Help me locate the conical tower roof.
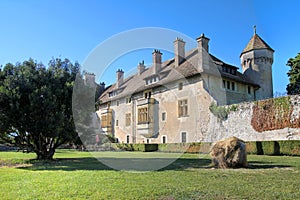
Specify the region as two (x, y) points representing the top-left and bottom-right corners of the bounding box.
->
(241, 32), (274, 56)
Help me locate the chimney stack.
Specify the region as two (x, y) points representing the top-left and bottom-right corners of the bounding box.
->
(174, 37), (185, 67)
(196, 33), (210, 72)
(116, 69), (124, 88)
(99, 82), (105, 94)
(196, 33), (209, 53)
(152, 49), (162, 74)
(138, 60), (146, 75)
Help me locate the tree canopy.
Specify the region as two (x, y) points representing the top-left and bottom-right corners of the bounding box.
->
(287, 53), (300, 95)
(0, 58), (81, 159)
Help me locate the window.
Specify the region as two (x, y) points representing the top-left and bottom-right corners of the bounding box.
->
(222, 66), (226, 72)
(232, 69), (237, 75)
(181, 132), (187, 143)
(231, 82), (235, 91)
(178, 82), (183, 90)
(126, 97), (131, 104)
(101, 115), (108, 128)
(178, 99), (188, 117)
(116, 101), (119, 106)
(138, 107), (148, 123)
(227, 81), (230, 90)
(144, 91), (152, 99)
(116, 120), (118, 126)
(125, 113), (131, 126)
(162, 112), (166, 121)
(146, 139), (149, 144)
(126, 135), (130, 144)
(162, 136), (166, 144)
(222, 80), (226, 88)
(248, 86), (251, 94)
(145, 76), (159, 85)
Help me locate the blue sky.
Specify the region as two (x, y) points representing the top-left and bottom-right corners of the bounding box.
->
(0, 0), (299, 94)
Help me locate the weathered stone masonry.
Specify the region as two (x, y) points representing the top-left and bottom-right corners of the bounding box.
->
(206, 95), (300, 142)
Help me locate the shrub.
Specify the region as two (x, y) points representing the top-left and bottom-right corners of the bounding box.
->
(246, 140), (300, 156)
(116, 144), (158, 152)
(209, 103), (228, 121)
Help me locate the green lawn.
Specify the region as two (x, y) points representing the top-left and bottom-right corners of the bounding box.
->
(0, 150), (299, 200)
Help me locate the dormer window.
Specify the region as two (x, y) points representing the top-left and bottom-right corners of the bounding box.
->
(145, 75), (159, 85)
(109, 91), (116, 97)
(109, 88), (123, 98)
(222, 66), (237, 75)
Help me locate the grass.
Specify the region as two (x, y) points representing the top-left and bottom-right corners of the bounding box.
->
(0, 150), (300, 199)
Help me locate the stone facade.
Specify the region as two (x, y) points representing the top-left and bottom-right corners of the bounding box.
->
(206, 95), (300, 142)
(97, 31), (279, 144)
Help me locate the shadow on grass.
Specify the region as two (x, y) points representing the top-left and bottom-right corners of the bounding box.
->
(247, 161), (292, 169)
(16, 155), (293, 171)
(17, 157), (212, 171)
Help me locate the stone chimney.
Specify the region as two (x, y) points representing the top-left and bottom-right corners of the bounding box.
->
(99, 82), (105, 94)
(174, 37), (185, 67)
(138, 60), (146, 75)
(116, 69), (124, 88)
(196, 33), (210, 52)
(152, 49), (162, 74)
(196, 33), (210, 72)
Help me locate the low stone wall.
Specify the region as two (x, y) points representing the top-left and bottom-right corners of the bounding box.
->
(206, 95), (300, 142)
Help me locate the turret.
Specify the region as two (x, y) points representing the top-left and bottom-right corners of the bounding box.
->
(240, 27), (274, 100)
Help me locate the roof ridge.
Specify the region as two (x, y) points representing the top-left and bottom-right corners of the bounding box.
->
(241, 33), (274, 56)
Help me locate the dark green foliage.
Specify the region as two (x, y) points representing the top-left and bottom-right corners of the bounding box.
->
(116, 141), (300, 155)
(287, 53), (300, 95)
(209, 103), (228, 121)
(278, 140), (300, 155)
(157, 142), (209, 153)
(0, 58), (80, 159)
(116, 144), (158, 152)
(246, 141), (300, 156)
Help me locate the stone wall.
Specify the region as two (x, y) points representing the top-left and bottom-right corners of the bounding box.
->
(205, 95), (300, 142)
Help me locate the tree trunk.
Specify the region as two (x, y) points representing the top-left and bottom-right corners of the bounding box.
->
(256, 142), (264, 155)
(35, 148), (55, 160)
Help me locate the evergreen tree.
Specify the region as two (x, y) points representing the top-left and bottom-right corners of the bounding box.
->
(0, 58), (81, 159)
(287, 53), (300, 95)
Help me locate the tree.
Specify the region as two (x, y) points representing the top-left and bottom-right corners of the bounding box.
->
(287, 53), (300, 95)
(0, 58), (80, 159)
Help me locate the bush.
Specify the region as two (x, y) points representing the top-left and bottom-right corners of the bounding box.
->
(158, 142), (211, 154)
(115, 141), (300, 155)
(246, 141), (300, 156)
(116, 144), (158, 152)
(278, 141), (300, 155)
(209, 103), (228, 121)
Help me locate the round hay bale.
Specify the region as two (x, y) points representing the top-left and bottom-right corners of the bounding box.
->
(210, 136), (248, 168)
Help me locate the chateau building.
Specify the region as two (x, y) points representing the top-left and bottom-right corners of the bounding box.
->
(97, 30), (274, 144)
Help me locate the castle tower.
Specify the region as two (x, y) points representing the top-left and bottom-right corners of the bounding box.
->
(240, 27), (274, 100)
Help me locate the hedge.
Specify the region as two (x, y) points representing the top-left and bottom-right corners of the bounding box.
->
(158, 142), (211, 154)
(115, 141), (300, 156)
(116, 143), (158, 152)
(245, 141), (300, 156)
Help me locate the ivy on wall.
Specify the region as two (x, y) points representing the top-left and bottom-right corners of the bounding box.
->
(251, 96), (300, 132)
(209, 102), (238, 122)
